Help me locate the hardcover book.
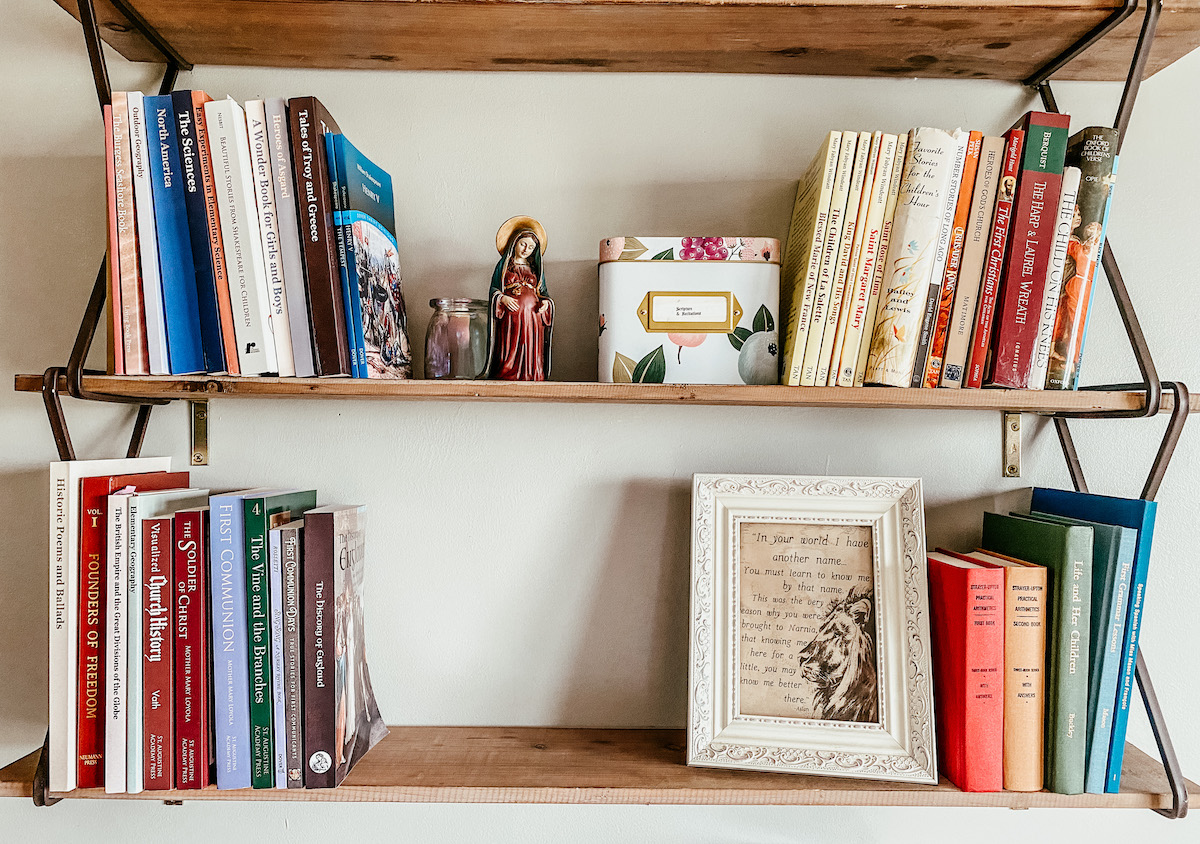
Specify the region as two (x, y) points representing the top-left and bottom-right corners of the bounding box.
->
(48, 456), (169, 793)
(926, 552), (1004, 792)
(327, 133), (413, 379)
(111, 92), (149, 375)
(965, 128), (1025, 388)
(1028, 166), (1081, 390)
(203, 98), (278, 375)
(144, 93), (206, 375)
(141, 516), (174, 790)
(128, 92), (170, 375)
(303, 505), (388, 788)
(780, 131), (842, 385)
(1029, 487), (1156, 793)
(287, 96), (353, 377)
(104, 104), (121, 375)
(981, 511), (1092, 794)
(958, 549), (1048, 792)
(171, 90), (227, 374)
(268, 523), (289, 788)
(863, 127), (966, 386)
(244, 490), (318, 787)
(174, 507), (211, 789)
(941, 136), (1004, 388)
(985, 111), (1071, 388)
(277, 519), (306, 788)
(1045, 127), (1119, 390)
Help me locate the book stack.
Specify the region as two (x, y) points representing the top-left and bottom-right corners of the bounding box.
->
(926, 487), (1155, 795)
(779, 116), (1118, 390)
(48, 458), (387, 794)
(102, 92), (413, 380)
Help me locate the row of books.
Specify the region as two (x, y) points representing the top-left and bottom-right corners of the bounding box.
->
(102, 91), (413, 379)
(928, 487), (1156, 794)
(780, 112), (1117, 391)
(48, 457), (387, 793)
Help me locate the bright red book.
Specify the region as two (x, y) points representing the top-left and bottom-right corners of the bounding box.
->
(965, 128), (1024, 389)
(986, 110), (1072, 388)
(142, 516), (174, 790)
(174, 508), (210, 789)
(927, 552), (1004, 792)
(75, 470), (189, 788)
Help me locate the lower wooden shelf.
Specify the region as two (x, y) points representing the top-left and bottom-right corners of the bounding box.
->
(1, 728), (1195, 806)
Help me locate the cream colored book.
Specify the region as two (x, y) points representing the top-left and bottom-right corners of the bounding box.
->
(822, 131), (876, 386)
(800, 131), (858, 386)
(779, 132), (843, 386)
(941, 135), (1005, 388)
(835, 132), (897, 386)
(862, 127), (966, 386)
(854, 133), (909, 386)
(1028, 166), (1082, 390)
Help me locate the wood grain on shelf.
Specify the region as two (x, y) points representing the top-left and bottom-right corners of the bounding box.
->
(2, 729), (1195, 805)
(0, 751), (35, 799)
(48, 0), (1200, 81)
(12, 373), (1193, 412)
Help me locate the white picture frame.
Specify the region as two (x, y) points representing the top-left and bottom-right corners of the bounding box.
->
(688, 474), (936, 784)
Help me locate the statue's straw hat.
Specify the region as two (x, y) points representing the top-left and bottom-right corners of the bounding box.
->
(495, 216), (548, 255)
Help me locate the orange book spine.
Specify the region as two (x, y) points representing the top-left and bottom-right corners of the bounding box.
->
(1001, 564), (1048, 791)
(923, 131), (982, 387)
(104, 104), (122, 374)
(193, 90), (240, 374)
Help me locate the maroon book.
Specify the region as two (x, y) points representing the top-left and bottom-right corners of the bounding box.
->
(75, 470), (188, 788)
(143, 516), (174, 790)
(174, 508), (210, 789)
(288, 96), (352, 377)
(986, 111), (1072, 388)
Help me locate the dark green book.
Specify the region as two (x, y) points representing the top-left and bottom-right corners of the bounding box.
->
(981, 511), (1092, 795)
(244, 489), (318, 788)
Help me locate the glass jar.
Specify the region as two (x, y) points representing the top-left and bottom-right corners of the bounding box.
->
(425, 298), (489, 379)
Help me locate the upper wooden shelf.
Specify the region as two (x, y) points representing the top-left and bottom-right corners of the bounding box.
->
(13, 373), (1197, 413)
(1, 728), (1196, 805)
(53, 0), (1200, 81)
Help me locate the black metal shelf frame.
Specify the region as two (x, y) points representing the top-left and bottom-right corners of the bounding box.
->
(25, 0), (1190, 817)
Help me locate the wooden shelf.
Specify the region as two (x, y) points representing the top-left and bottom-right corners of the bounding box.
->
(14, 373), (1197, 413)
(2, 728), (1196, 805)
(52, 0), (1200, 81)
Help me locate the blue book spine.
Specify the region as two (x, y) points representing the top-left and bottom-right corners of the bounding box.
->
(144, 94), (205, 374)
(1029, 487), (1157, 793)
(325, 133), (365, 377)
(171, 91), (226, 373)
(208, 494), (254, 789)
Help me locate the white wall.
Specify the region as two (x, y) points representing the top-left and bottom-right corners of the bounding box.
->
(2, 1), (1197, 839)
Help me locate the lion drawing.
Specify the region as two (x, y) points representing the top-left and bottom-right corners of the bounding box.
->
(795, 585), (879, 723)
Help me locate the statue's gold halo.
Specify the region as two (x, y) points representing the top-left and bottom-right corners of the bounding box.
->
(495, 216), (548, 256)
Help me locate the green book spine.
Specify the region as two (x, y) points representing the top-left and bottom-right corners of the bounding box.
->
(244, 490), (318, 788)
(981, 512), (1092, 794)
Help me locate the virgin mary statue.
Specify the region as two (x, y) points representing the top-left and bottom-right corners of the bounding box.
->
(486, 216), (553, 380)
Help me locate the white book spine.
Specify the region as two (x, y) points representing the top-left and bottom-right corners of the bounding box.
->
(1029, 166), (1082, 390)
(269, 531), (288, 788)
(125, 497), (145, 794)
(47, 464), (74, 793)
(801, 131), (858, 386)
(863, 128), (966, 386)
(780, 131), (841, 386)
(247, 99), (296, 376)
(265, 97), (317, 378)
(837, 133), (899, 387)
(204, 98), (278, 375)
(104, 493), (130, 793)
(128, 92), (169, 375)
(941, 136), (1005, 388)
(855, 134), (909, 386)
(826, 131), (879, 385)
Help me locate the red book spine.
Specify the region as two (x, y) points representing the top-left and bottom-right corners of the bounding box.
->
(928, 557), (1004, 792)
(76, 478), (110, 788)
(986, 111), (1072, 388)
(174, 510), (210, 789)
(965, 129), (1024, 388)
(143, 516), (174, 790)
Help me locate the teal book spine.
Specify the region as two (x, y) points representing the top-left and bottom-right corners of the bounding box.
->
(981, 512), (1092, 794)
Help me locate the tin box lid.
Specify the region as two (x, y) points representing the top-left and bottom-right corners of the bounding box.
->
(599, 237), (780, 264)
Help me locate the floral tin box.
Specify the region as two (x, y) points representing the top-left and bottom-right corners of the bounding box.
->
(598, 237), (780, 385)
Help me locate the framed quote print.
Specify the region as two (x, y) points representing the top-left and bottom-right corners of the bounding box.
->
(687, 474), (937, 784)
